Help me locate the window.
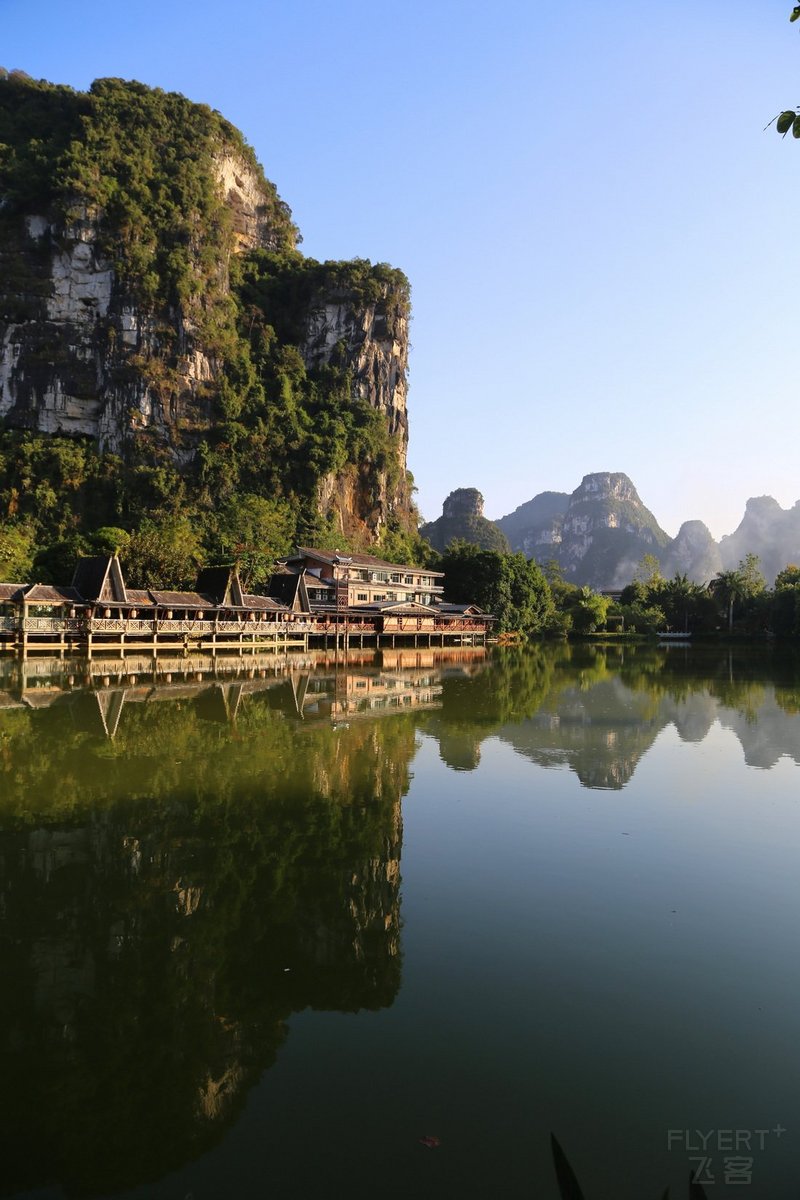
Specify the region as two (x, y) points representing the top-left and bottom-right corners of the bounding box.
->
(374, 593), (385, 602)
(391, 573), (401, 583)
(404, 575), (414, 584)
(356, 593), (368, 601)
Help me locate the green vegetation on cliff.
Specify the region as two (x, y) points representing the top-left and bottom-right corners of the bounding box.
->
(420, 487), (510, 554)
(1, 74), (298, 336)
(0, 75), (416, 586)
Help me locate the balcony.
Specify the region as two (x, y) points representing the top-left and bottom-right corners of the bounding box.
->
(23, 617), (86, 633)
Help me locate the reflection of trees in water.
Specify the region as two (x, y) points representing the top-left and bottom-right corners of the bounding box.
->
(425, 646), (561, 771)
(1, 647), (800, 1191)
(0, 698), (412, 1196)
(426, 643), (800, 789)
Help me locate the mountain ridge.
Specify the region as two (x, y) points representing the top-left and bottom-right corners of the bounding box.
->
(432, 472), (800, 588)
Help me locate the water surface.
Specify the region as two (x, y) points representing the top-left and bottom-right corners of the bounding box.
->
(1, 644), (799, 1198)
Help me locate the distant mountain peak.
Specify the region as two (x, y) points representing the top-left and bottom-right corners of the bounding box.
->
(744, 495), (782, 515)
(489, 475), (800, 587)
(573, 471), (640, 502)
(495, 471), (668, 587)
(421, 488), (510, 554)
(442, 488), (485, 521)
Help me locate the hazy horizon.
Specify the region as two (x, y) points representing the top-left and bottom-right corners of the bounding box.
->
(480, 472), (800, 545)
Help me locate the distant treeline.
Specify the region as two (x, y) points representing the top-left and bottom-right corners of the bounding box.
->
(437, 544), (800, 639)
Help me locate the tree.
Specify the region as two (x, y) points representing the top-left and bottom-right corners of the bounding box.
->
(775, 563), (800, 589)
(619, 599), (666, 635)
(441, 545), (554, 635)
(122, 518), (204, 590)
(0, 521), (36, 581)
(566, 586), (610, 634)
(32, 534), (92, 585)
(711, 569), (746, 633)
(661, 573), (698, 632)
(633, 553), (664, 589)
(738, 552), (766, 596)
(772, 565), (800, 637)
(772, 8), (800, 136)
(89, 527), (131, 556)
(619, 578), (650, 607)
(208, 494), (295, 589)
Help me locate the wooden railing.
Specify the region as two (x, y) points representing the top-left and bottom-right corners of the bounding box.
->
(153, 619), (210, 633)
(23, 617), (85, 633)
(90, 618), (154, 634)
(7, 612), (489, 640)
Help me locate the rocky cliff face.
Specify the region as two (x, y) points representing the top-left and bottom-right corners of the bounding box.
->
(495, 491), (570, 556)
(661, 519), (722, 583)
(496, 472), (669, 588)
(0, 75), (412, 551)
(301, 293), (410, 539)
(301, 298), (408, 446)
(718, 496), (800, 584)
(0, 152), (272, 459)
(420, 487), (510, 553)
(496, 475), (800, 587)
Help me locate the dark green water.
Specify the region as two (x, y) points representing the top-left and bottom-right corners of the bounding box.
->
(1, 643), (799, 1199)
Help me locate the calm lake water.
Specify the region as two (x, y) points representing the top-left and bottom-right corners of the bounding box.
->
(1, 643), (800, 1199)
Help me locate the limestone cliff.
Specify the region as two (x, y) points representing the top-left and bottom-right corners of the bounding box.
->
(719, 496), (800, 585)
(495, 490), (569, 557)
(661, 519), (722, 584)
(299, 283), (411, 540)
(420, 487), (510, 553)
(496, 475), (800, 588)
(497, 473), (669, 588)
(0, 74), (412, 556)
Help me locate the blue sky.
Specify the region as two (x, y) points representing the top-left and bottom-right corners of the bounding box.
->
(4, 0), (799, 538)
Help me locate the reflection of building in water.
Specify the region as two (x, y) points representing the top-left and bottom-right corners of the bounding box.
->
(300, 667), (442, 722)
(0, 648), (490, 741)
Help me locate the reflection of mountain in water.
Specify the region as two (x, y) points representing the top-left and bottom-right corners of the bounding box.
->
(490, 650), (800, 788)
(0, 664), (418, 1196)
(497, 677), (666, 790)
(414, 644), (800, 791)
(716, 691), (800, 769)
(1, 645), (800, 1192)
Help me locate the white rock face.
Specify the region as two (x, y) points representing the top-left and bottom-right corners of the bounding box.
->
(302, 300), (408, 445)
(0, 328), (22, 417)
(47, 240), (113, 323)
(0, 164), (251, 454)
(120, 308), (138, 347)
(25, 214), (49, 240)
(213, 150), (281, 251)
(35, 380), (102, 438)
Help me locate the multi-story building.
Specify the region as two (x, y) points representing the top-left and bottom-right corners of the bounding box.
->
(275, 548), (445, 611)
